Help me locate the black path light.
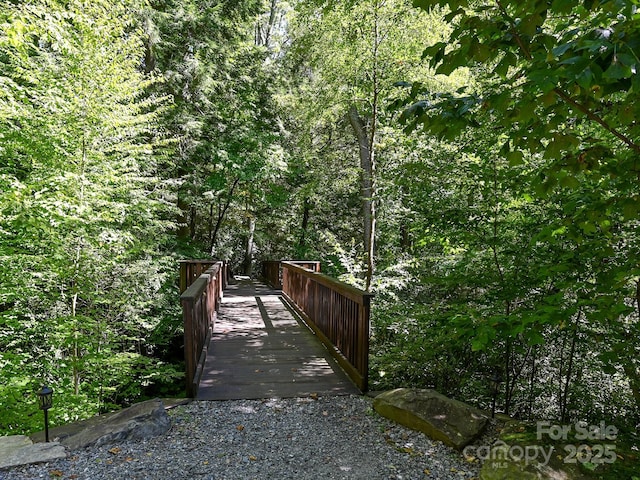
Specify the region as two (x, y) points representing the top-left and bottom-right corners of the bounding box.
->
(37, 386), (53, 442)
(489, 370), (503, 418)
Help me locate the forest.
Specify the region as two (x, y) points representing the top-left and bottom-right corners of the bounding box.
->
(1, 0), (639, 450)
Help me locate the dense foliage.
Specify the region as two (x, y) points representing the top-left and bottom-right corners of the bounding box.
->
(1, 0), (638, 445)
(279, 0), (640, 432)
(0, 0), (275, 434)
(0, 0), (185, 433)
(393, 0), (640, 424)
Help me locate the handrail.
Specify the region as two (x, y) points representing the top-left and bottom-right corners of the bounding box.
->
(179, 259), (228, 293)
(262, 260), (282, 289)
(180, 261), (224, 397)
(262, 260), (321, 289)
(280, 261), (373, 391)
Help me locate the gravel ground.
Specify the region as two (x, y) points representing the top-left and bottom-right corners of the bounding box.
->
(1, 395), (481, 480)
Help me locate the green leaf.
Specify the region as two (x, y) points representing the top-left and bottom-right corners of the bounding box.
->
(507, 150), (524, 166)
(470, 41), (492, 62)
(422, 42), (447, 63)
(444, 8), (465, 22)
(471, 336), (487, 351)
(552, 42), (574, 57)
(412, 0), (440, 9)
(544, 141), (562, 160)
(603, 62), (632, 80)
(526, 331), (545, 345)
(436, 49), (468, 75)
(622, 199), (640, 220)
(559, 175), (579, 189)
(576, 67), (593, 89)
(520, 14), (543, 37)
(551, 0), (575, 13)
(580, 221), (597, 234)
(558, 56), (589, 67)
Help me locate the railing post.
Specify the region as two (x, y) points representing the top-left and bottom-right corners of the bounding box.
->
(222, 261), (228, 290)
(182, 296), (196, 397)
(179, 259), (224, 293)
(359, 294), (371, 392)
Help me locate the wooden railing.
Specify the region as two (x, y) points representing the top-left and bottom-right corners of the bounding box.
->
(262, 260), (282, 288)
(280, 262), (373, 391)
(180, 261), (225, 397)
(179, 259), (228, 294)
(262, 260), (321, 289)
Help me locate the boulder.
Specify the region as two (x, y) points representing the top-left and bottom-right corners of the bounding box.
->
(373, 388), (489, 450)
(31, 398), (171, 450)
(0, 435), (66, 470)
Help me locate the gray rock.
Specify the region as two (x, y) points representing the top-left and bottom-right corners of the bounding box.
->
(0, 435), (66, 470)
(31, 398), (171, 450)
(373, 388), (489, 450)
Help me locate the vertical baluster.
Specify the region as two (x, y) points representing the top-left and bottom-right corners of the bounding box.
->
(270, 261), (371, 392)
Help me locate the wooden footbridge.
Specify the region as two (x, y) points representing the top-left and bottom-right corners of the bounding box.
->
(179, 260), (373, 399)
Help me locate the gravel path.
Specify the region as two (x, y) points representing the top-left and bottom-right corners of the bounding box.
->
(2, 395), (480, 480)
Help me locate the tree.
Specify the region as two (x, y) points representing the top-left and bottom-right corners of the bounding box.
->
(0, 0), (176, 433)
(287, 0), (456, 288)
(144, 0), (286, 265)
(402, 0), (640, 414)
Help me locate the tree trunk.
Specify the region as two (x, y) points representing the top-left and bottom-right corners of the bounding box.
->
(208, 177), (239, 255)
(347, 105), (376, 290)
(528, 345), (537, 418)
(400, 221), (410, 251)
(177, 190), (191, 243)
(244, 215), (256, 276)
(623, 363), (640, 412)
(624, 280), (640, 412)
(256, 0), (278, 48)
(189, 204), (197, 240)
(143, 36), (155, 73)
(503, 339), (511, 415)
(264, 0), (278, 48)
(345, 2), (381, 291)
(560, 318), (579, 423)
(297, 197), (311, 252)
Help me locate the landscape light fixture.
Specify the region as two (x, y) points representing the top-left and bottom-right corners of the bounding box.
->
(37, 386), (53, 442)
(489, 371), (502, 418)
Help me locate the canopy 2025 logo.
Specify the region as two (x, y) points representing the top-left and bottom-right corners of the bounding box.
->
(537, 420), (618, 465)
(462, 420), (618, 468)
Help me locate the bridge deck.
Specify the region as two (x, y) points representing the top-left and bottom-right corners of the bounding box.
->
(196, 279), (359, 400)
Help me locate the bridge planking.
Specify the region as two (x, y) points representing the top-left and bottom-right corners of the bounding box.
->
(196, 279), (359, 400)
